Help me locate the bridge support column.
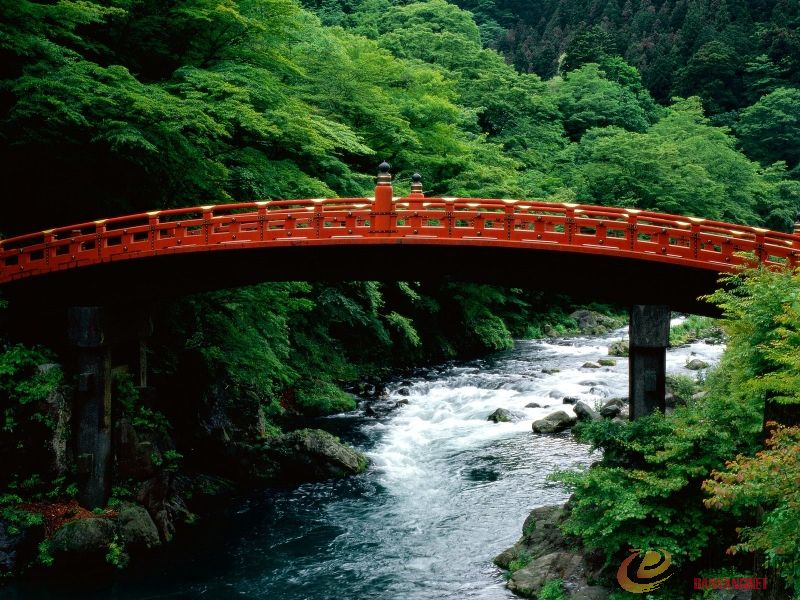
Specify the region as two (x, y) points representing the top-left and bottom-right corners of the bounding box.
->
(68, 307), (112, 509)
(67, 305), (153, 508)
(628, 305), (670, 420)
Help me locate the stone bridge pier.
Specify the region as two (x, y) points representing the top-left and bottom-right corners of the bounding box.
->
(628, 305), (670, 419)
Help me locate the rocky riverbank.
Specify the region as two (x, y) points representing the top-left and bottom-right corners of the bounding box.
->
(494, 504), (610, 599)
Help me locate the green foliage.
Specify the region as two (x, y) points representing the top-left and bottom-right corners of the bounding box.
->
(736, 87), (800, 170)
(113, 372), (169, 433)
(0, 344), (61, 423)
(539, 579), (566, 600)
(105, 536), (129, 569)
(294, 380), (357, 415)
(704, 424), (800, 592)
(37, 541), (53, 567)
(554, 63), (655, 140)
(669, 316), (721, 347)
(507, 550), (532, 573)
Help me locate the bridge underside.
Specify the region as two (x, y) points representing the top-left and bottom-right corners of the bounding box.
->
(2, 242), (722, 315)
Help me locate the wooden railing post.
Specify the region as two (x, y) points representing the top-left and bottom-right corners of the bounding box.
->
(370, 161), (395, 235)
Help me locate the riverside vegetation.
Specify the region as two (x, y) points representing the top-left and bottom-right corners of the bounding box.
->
(0, 0), (799, 594)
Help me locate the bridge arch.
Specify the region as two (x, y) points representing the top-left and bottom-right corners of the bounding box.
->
(1, 165), (798, 312)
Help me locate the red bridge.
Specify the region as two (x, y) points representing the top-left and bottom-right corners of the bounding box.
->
(2, 164), (797, 313)
(4, 163), (798, 508)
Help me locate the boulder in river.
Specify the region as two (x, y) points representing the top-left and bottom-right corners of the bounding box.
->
(396, 387), (411, 396)
(525, 402), (541, 409)
(597, 359), (616, 367)
(263, 429), (368, 482)
(532, 411), (576, 433)
(541, 368), (560, 375)
(581, 362), (601, 369)
(487, 408), (513, 423)
(685, 358), (709, 370)
(574, 401), (600, 422)
(562, 396), (579, 405)
(599, 398), (625, 419)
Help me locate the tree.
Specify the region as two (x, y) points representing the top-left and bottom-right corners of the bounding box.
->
(736, 87), (800, 169)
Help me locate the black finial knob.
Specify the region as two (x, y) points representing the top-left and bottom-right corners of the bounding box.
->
(410, 172), (423, 195)
(376, 161), (392, 186)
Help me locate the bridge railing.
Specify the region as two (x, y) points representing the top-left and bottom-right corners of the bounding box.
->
(2, 169), (799, 285)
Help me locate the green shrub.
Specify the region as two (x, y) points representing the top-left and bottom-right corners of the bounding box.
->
(294, 380), (356, 415)
(539, 579), (565, 600)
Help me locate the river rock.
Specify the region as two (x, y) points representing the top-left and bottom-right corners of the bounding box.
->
(608, 340), (629, 357)
(263, 429), (368, 482)
(116, 502), (160, 551)
(599, 399), (624, 419)
(562, 396), (579, 405)
(532, 411), (576, 433)
(395, 399), (410, 407)
(685, 359), (709, 370)
(581, 362), (601, 369)
(487, 408), (513, 423)
(574, 401), (599, 422)
(597, 359), (616, 367)
(525, 402), (541, 408)
(508, 552), (607, 599)
(396, 387), (411, 396)
(541, 368), (560, 374)
(494, 505), (569, 569)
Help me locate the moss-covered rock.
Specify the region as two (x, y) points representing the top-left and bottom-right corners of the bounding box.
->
(263, 429), (368, 482)
(50, 517), (115, 558)
(608, 340), (629, 357)
(116, 502), (160, 551)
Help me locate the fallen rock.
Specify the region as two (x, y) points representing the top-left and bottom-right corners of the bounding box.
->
(685, 359), (709, 370)
(574, 401), (600, 422)
(487, 408), (513, 423)
(597, 359), (616, 367)
(263, 428), (368, 482)
(582, 362), (601, 369)
(608, 340), (629, 357)
(532, 411), (576, 433)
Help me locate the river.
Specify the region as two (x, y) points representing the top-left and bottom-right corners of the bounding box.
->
(9, 324), (723, 599)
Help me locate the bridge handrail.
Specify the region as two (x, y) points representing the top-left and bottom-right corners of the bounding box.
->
(2, 195), (799, 285)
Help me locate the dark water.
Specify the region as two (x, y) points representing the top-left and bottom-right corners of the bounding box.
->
(7, 326), (722, 599)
